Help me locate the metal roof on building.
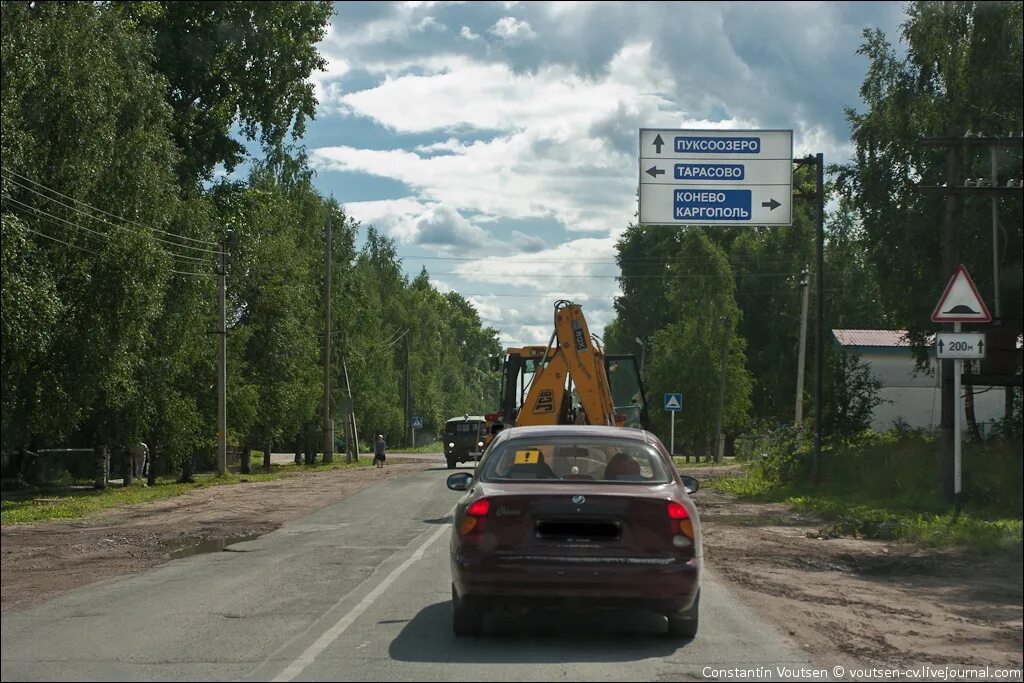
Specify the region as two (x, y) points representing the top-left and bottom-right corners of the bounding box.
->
(832, 329), (914, 347)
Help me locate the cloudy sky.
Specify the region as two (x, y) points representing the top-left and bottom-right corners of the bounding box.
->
(303, 0), (908, 345)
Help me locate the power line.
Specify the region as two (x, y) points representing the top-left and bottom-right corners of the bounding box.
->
(2, 172), (221, 257)
(15, 223), (103, 256)
(0, 167), (219, 247)
(7, 202), (216, 278)
(424, 270), (813, 280)
(398, 254), (813, 266)
(4, 196), (212, 265)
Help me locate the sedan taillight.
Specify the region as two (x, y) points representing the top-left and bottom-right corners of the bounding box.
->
(667, 501), (695, 541)
(460, 498), (490, 537)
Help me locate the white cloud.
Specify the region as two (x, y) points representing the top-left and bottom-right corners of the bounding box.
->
(416, 16), (445, 32)
(343, 198), (490, 253)
(407, 204), (490, 249)
(510, 230), (547, 253)
(314, 43), (696, 233)
(459, 26), (480, 41)
(489, 16), (536, 41)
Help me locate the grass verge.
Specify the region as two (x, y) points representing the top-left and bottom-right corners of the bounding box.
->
(1, 457), (373, 525)
(708, 471), (1022, 552)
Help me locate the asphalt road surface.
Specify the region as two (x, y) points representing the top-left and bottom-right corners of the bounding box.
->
(2, 466), (819, 682)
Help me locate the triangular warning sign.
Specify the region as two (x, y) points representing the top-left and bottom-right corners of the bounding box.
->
(664, 394), (681, 410)
(931, 265), (991, 323)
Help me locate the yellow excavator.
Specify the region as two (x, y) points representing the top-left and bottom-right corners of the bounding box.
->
(485, 300), (650, 437)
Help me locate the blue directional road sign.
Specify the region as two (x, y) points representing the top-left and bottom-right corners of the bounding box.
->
(664, 393), (683, 412)
(638, 128), (793, 227)
(412, 416), (423, 429)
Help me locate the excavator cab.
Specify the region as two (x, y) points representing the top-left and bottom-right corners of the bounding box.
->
(604, 354), (651, 430)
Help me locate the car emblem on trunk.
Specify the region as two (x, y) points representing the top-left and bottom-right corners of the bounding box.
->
(572, 495), (586, 505)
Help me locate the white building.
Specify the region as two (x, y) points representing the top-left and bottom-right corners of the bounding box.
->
(831, 329), (1007, 434)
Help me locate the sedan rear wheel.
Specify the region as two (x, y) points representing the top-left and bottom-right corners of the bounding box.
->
(452, 584), (483, 637)
(666, 589), (699, 639)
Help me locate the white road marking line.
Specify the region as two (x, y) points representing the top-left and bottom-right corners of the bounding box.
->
(271, 516), (452, 682)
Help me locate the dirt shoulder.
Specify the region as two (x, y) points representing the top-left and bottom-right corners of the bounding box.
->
(685, 465), (1023, 671)
(0, 460), (432, 613)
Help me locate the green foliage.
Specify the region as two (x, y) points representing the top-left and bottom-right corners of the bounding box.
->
(827, 349), (886, 437)
(838, 1), (1024, 359)
(0, 1), (500, 482)
(612, 226), (752, 453)
(117, 0), (334, 183)
(710, 431), (1022, 550)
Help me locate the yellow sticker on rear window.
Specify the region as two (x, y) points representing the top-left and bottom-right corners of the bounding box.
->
(514, 449), (541, 464)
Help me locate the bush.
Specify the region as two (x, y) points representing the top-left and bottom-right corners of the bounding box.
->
(739, 427), (1022, 519)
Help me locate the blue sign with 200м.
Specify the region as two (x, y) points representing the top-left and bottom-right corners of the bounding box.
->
(674, 189), (751, 221)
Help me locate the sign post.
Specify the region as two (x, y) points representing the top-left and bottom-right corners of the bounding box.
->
(664, 393), (682, 456)
(931, 265), (991, 512)
(411, 416), (423, 448)
(638, 129), (793, 227)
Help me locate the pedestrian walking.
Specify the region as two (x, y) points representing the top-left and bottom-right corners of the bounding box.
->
(373, 434), (386, 469)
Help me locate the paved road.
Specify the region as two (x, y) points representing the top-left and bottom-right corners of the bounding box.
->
(2, 466), (818, 682)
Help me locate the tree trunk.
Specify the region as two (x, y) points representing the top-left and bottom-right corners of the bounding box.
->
(93, 443), (109, 490)
(240, 443), (252, 475)
(963, 361), (983, 442)
(147, 442), (158, 486)
(294, 436), (302, 465)
(123, 447), (133, 487)
(263, 441), (272, 470)
(179, 452), (195, 483)
(304, 428), (316, 466)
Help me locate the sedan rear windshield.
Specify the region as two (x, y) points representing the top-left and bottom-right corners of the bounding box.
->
(480, 437), (671, 484)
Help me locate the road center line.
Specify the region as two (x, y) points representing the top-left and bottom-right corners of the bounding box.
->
(271, 513), (452, 682)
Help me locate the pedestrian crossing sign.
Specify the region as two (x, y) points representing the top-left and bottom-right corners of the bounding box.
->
(664, 393), (682, 412)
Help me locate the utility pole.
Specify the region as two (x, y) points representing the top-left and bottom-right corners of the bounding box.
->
(795, 265), (810, 428)
(939, 131), (963, 501)
(713, 316), (731, 464)
(342, 356), (358, 463)
(919, 134), (1024, 437)
(812, 152), (824, 482)
(404, 332), (412, 447)
(322, 216), (334, 464)
(793, 154), (826, 481)
(216, 232), (229, 476)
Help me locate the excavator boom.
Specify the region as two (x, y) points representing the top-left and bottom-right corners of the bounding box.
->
(490, 301), (648, 432)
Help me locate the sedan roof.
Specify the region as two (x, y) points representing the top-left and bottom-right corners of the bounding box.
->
(497, 425), (655, 443)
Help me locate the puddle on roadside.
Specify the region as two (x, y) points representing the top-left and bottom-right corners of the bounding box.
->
(170, 534), (262, 560)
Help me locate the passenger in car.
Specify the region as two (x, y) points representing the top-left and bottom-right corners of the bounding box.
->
(604, 452), (641, 480)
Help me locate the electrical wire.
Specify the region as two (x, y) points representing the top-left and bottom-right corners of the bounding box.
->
(424, 270), (815, 280)
(0, 167), (219, 247)
(6, 201), (216, 277)
(397, 253), (815, 265)
(15, 223), (103, 256)
(2, 172), (221, 256)
(4, 196), (213, 264)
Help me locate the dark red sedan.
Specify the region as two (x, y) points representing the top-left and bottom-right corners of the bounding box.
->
(446, 425), (702, 639)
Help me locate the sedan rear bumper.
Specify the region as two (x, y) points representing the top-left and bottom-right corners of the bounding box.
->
(452, 553), (701, 612)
